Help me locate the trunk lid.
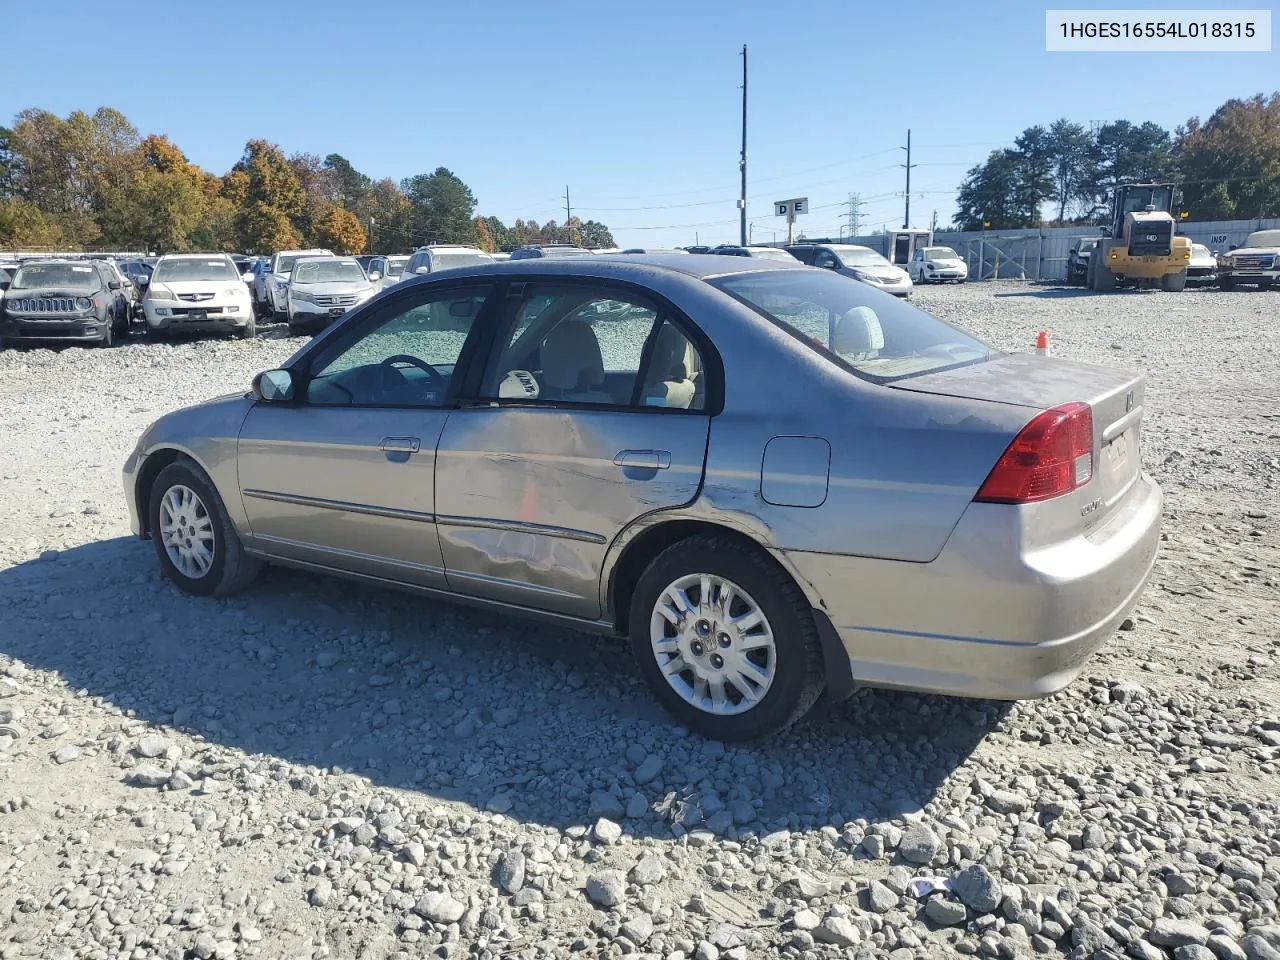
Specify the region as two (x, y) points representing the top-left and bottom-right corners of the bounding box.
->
(893, 352), (1145, 526)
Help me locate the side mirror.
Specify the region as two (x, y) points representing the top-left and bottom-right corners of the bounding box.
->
(821, 261), (837, 270)
(0, 281), (9, 291)
(137, 277), (150, 288)
(108, 280), (122, 290)
(368, 271), (381, 281)
(414, 265), (430, 274)
(252, 369), (296, 403)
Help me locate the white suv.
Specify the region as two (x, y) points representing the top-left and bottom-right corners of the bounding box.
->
(403, 245), (494, 278)
(142, 254), (255, 339)
(261, 248), (334, 320)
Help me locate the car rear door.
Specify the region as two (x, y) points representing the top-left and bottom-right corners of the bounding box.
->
(434, 281), (713, 620)
(236, 281), (495, 587)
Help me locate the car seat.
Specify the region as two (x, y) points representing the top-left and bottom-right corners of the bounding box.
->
(831, 305), (884, 360)
(643, 323), (698, 409)
(540, 320), (614, 403)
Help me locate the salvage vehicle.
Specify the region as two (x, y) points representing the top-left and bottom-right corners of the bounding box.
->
(907, 246), (968, 284)
(0, 259), (131, 347)
(506, 245), (590, 260)
(123, 256), (1162, 740)
(1217, 229), (1280, 290)
(285, 256), (377, 334)
(786, 243), (914, 298)
(710, 246), (799, 263)
(1087, 183), (1191, 291)
(142, 254), (256, 339)
(1186, 244), (1219, 287)
(261, 248), (334, 320)
(367, 254), (411, 290)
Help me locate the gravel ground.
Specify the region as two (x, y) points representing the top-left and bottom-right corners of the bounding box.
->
(1, 286), (1277, 960)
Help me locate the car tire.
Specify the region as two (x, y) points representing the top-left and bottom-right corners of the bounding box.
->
(1219, 275), (1235, 291)
(1161, 271), (1187, 292)
(98, 321), (115, 348)
(628, 534), (824, 741)
(239, 318), (256, 339)
(148, 460), (262, 598)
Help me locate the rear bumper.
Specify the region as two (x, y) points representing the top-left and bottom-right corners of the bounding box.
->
(786, 472), (1163, 700)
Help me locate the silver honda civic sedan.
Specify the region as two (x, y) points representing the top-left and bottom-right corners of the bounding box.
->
(122, 255), (1162, 740)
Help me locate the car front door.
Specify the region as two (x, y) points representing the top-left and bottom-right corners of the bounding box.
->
(434, 281), (713, 620)
(236, 281), (495, 587)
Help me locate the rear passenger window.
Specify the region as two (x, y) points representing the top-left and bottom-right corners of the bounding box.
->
(482, 287), (705, 410)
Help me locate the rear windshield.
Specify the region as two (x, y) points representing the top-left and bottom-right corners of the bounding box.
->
(293, 260), (366, 283)
(10, 263), (100, 290)
(152, 258), (239, 283)
(711, 269), (992, 384)
(431, 252), (495, 270)
(747, 247), (797, 261)
(385, 256), (409, 277)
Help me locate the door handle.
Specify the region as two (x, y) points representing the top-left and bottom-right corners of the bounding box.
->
(380, 436), (421, 461)
(614, 449), (671, 470)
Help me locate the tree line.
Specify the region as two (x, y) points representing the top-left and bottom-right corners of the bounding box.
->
(0, 107), (616, 254)
(953, 92), (1280, 230)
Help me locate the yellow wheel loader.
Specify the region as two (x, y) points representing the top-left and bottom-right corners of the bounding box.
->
(1087, 184), (1191, 292)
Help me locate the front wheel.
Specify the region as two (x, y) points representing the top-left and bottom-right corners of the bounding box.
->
(1219, 275), (1235, 291)
(1161, 271), (1187, 292)
(149, 461), (262, 597)
(628, 535), (824, 741)
(238, 318), (257, 339)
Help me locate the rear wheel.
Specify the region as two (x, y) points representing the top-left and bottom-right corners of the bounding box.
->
(628, 535), (824, 741)
(149, 461), (262, 597)
(1161, 271), (1187, 292)
(238, 318), (256, 339)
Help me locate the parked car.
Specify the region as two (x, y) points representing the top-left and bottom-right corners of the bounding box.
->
(786, 243), (914, 298)
(367, 254), (411, 290)
(907, 246), (968, 284)
(142, 254), (256, 339)
(0, 259), (131, 347)
(97, 259), (139, 315)
(1217, 229), (1280, 290)
(710, 245), (799, 262)
(620, 248), (690, 255)
(1186, 243), (1218, 286)
(117, 259), (154, 296)
(260, 248), (335, 320)
(404, 245), (496, 273)
(123, 255), (1161, 740)
(0, 261), (19, 290)
(1066, 238), (1101, 286)
(506, 245), (591, 260)
(285, 256), (377, 334)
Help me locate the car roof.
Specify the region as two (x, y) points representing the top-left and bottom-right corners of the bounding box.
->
(156, 253), (234, 260)
(393, 253), (806, 286)
(294, 255), (359, 265)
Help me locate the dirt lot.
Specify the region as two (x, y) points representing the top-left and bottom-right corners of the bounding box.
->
(0, 283), (1277, 960)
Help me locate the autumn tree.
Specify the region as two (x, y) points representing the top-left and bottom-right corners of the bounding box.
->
(0, 199), (64, 248)
(314, 205), (366, 253)
(364, 177), (412, 253)
(473, 216), (495, 252)
(231, 140), (304, 252)
(1177, 93), (1280, 220)
(100, 134), (208, 252)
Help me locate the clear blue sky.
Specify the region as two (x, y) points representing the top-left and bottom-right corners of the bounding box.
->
(3, 0), (1276, 248)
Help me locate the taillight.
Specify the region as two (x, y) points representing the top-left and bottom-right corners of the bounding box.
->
(975, 402), (1094, 504)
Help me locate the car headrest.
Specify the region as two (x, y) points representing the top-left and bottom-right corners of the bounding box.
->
(542, 320), (605, 390)
(832, 306), (885, 357)
(651, 323), (692, 381)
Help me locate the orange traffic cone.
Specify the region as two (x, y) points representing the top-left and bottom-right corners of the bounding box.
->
(1035, 331), (1051, 357)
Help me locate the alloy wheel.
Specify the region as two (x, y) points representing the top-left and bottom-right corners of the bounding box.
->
(158, 484), (215, 579)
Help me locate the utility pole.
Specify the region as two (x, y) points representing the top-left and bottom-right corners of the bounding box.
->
(564, 185), (573, 243)
(901, 129), (917, 229)
(844, 192), (864, 240)
(739, 44), (748, 247)
(930, 209), (938, 234)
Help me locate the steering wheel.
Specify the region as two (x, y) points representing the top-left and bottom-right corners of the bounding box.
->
(379, 354), (444, 383)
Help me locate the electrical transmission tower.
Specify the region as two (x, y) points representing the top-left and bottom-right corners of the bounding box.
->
(844, 192), (864, 240)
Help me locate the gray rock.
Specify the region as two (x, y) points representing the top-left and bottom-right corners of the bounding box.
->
(634, 754), (663, 785)
(621, 914), (654, 945)
(866, 880), (899, 913)
(926, 899), (968, 926)
(586, 869), (626, 908)
(53, 744), (81, 764)
(415, 891), (465, 924)
(129, 764), (169, 787)
(1207, 934), (1248, 960)
(899, 824), (942, 864)
(308, 880), (333, 907)
(193, 932), (218, 959)
(1176, 949), (1217, 960)
(135, 734), (172, 758)
(1081, 824), (1108, 849)
(985, 790), (1032, 815)
(588, 790), (625, 820)
(496, 851), (525, 894)
(1073, 919), (1118, 955)
(1130, 940), (1166, 960)
(1241, 935), (1280, 960)
(1221, 856), (1264, 884)
(952, 864), (1002, 913)
(860, 834), (887, 859)
(625, 792), (648, 819)
(593, 817), (623, 844)
(405, 841), (426, 867)
(696, 942), (721, 960)
(630, 854), (666, 886)
(784, 872), (831, 898)
(792, 909), (821, 931)
(814, 916), (861, 947)
(1150, 919), (1211, 948)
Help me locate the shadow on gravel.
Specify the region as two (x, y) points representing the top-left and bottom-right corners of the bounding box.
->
(0, 537), (1004, 836)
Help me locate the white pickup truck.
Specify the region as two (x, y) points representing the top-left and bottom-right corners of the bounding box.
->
(1218, 229), (1280, 290)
